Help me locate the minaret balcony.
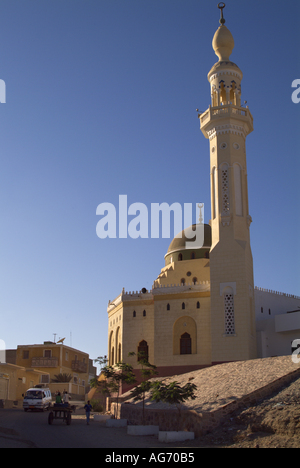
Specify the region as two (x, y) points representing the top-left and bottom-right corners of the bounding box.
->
(200, 104), (253, 139)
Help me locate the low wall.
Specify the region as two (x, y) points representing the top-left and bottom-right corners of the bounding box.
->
(113, 367), (300, 438)
(0, 400), (23, 409)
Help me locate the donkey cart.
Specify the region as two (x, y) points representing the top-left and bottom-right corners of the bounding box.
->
(48, 404), (73, 426)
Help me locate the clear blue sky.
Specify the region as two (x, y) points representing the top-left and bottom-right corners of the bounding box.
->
(0, 0), (299, 369)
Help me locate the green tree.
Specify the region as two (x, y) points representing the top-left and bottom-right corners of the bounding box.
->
(128, 351), (158, 425)
(102, 362), (136, 419)
(150, 381), (197, 431)
(93, 355), (108, 370)
(90, 355), (109, 390)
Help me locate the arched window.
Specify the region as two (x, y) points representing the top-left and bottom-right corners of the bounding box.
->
(111, 347), (115, 366)
(118, 343), (121, 363)
(230, 81), (236, 104)
(192, 277), (198, 285)
(191, 252), (196, 260)
(138, 340), (149, 361)
(167, 303), (170, 311)
(197, 301), (200, 309)
(116, 327), (120, 364)
(178, 253), (183, 261)
(219, 81), (226, 104)
(143, 310), (146, 317)
(211, 85), (219, 107)
(182, 302), (185, 310)
(133, 311), (136, 318)
(181, 278), (186, 286)
(109, 331), (114, 366)
(180, 333), (192, 355)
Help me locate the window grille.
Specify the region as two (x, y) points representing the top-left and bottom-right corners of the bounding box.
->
(221, 166), (230, 214)
(224, 293), (235, 335)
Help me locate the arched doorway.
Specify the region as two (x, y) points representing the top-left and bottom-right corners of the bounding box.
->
(138, 340), (149, 361)
(180, 332), (192, 355)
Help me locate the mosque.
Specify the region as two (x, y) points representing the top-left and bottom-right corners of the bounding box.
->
(107, 4), (300, 382)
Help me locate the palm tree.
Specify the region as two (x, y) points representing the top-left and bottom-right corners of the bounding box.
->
(51, 373), (73, 383)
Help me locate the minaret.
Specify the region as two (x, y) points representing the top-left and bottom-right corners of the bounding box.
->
(200, 3), (257, 363)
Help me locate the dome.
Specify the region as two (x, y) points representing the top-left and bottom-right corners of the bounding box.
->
(212, 25), (234, 61)
(164, 224), (211, 265)
(207, 22), (242, 88)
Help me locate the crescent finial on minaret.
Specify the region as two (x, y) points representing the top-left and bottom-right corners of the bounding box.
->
(218, 2), (226, 25)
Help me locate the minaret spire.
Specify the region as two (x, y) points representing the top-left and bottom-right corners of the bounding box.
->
(218, 2), (226, 25)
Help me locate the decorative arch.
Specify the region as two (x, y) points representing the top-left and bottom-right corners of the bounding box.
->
(109, 331), (114, 366)
(116, 327), (121, 364)
(173, 316), (197, 355)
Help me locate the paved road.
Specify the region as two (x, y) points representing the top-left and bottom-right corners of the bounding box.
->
(0, 408), (197, 449)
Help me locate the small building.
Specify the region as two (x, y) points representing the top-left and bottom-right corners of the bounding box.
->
(255, 288), (300, 358)
(0, 362), (49, 405)
(14, 341), (91, 399)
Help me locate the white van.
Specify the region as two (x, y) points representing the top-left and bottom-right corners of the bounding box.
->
(23, 388), (52, 412)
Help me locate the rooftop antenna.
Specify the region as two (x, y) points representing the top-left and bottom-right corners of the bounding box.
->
(53, 333), (57, 343)
(218, 2), (226, 25)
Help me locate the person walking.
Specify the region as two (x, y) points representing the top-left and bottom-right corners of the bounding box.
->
(84, 400), (92, 425)
(63, 391), (71, 404)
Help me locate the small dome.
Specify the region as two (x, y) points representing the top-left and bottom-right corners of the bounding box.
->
(212, 25), (234, 61)
(165, 224), (211, 264)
